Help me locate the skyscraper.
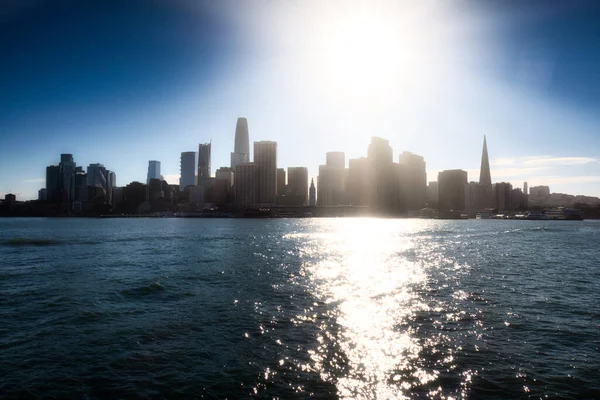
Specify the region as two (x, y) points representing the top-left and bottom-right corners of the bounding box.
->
(180, 151), (196, 191)
(60, 154), (76, 203)
(277, 168), (286, 196)
(479, 135), (492, 186)
(367, 137), (397, 213)
(317, 151), (346, 206)
(254, 141), (277, 204)
(348, 157), (368, 206)
(147, 161), (161, 184)
(438, 169), (468, 212)
(398, 151), (427, 211)
(231, 117), (250, 169)
(235, 163), (257, 206)
(287, 167), (309, 205)
(198, 143), (211, 182)
(46, 165), (61, 203)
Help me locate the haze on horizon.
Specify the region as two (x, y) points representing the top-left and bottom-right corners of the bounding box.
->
(1, 0), (599, 200)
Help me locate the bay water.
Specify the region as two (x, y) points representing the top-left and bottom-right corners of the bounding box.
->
(1, 218), (599, 398)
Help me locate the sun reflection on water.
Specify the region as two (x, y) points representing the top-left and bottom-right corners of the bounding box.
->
(289, 218), (474, 399)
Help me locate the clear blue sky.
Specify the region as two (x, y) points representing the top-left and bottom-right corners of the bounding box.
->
(1, 0), (599, 200)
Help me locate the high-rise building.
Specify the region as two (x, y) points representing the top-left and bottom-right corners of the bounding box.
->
(287, 167), (309, 205)
(530, 185), (550, 198)
(231, 117), (250, 169)
(318, 151), (346, 206)
(254, 141), (277, 205)
(147, 161), (161, 184)
(398, 151), (427, 211)
(198, 143), (211, 183)
(438, 169), (468, 212)
(46, 165), (62, 204)
(367, 137), (397, 213)
(38, 188), (47, 201)
(426, 181), (439, 208)
(235, 163), (257, 206)
(493, 182), (513, 211)
(60, 154), (76, 203)
(180, 152), (196, 191)
(87, 163), (110, 203)
(479, 135), (492, 186)
(348, 157), (368, 206)
(277, 168), (286, 196)
(523, 182), (528, 209)
(309, 178), (316, 206)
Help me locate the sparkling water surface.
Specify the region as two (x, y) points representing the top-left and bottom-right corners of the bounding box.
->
(1, 218), (599, 399)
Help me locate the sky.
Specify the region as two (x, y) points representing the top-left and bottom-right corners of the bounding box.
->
(1, 0), (599, 200)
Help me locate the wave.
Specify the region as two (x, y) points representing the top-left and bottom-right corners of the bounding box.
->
(4, 238), (62, 246)
(120, 282), (165, 297)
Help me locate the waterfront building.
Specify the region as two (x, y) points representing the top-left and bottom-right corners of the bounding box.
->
(493, 182), (513, 212)
(348, 157), (368, 206)
(147, 160), (161, 184)
(318, 151), (346, 206)
(523, 182), (528, 209)
(235, 163), (257, 206)
(198, 143), (211, 183)
(60, 154), (76, 204)
(231, 117), (250, 169)
(254, 141), (277, 205)
(180, 152), (196, 191)
(277, 168), (286, 196)
(309, 178), (316, 206)
(367, 137), (397, 213)
(87, 163), (110, 203)
(426, 181), (439, 208)
(112, 187), (124, 207)
(287, 167), (309, 206)
(464, 182), (488, 214)
(438, 169), (468, 212)
(511, 188), (526, 211)
(46, 165), (62, 204)
(398, 151), (427, 211)
(38, 188), (47, 201)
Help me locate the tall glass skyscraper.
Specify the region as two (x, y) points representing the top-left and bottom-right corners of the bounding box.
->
(231, 117), (250, 169)
(147, 160), (161, 184)
(198, 143), (211, 183)
(254, 141), (277, 204)
(180, 151), (196, 191)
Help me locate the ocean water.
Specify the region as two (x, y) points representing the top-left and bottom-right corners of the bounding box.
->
(0, 218), (599, 399)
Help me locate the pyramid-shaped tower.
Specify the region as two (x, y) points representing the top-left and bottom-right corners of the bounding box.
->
(479, 135), (492, 186)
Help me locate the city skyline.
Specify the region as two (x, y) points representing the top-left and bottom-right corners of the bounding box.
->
(1, 1), (599, 199)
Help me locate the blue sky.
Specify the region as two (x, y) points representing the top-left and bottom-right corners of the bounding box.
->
(1, 0), (599, 200)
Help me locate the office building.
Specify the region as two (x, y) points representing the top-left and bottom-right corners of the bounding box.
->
(180, 152), (196, 191)
(493, 182), (513, 212)
(277, 168), (286, 196)
(46, 165), (62, 204)
(438, 169), (468, 211)
(235, 163), (257, 206)
(530, 185), (550, 198)
(426, 181), (439, 208)
(398, 151), (426, 211)
(367, 137), (397, 213)
(147, 160), (161, 184)
(60, 154), (76, 204)
(478, 136), (493, 208)
(348, 157), (368, 206)
(231, 117), (250, 169)
(254, 141), (277, 205)
(198, 143), (211, 183)
(38, 188), (47, 201)
(318, 151), (346, 206)
(287, 167), (309, 205)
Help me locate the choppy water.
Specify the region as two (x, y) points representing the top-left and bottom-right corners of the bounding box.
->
(1, 218), (599, 399)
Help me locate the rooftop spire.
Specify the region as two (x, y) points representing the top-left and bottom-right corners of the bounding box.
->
(479, 135), (492, 186)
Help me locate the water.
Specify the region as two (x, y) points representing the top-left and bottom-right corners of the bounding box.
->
(1, 218), (599, 399)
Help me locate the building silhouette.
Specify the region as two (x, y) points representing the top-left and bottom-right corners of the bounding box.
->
(254, 141), (277, 205)
(45, 165), (61, 204)
(318, 151), (346, 206)
(179, 152), (196, 191)
(277, 168), (286, 197)
(530, 185), (550, 198)
(438, 169), (468, 212)
(198, 143), (211, 183)
(493, 182), (512, 212)
(235, 163), (257, 206)
(147, 160), (161, 184)
(367, 137), (397, 213)
(231, 117), (250, 169)
(479, 135), (492, 186)
(309, 178), (316, 206)
(348, 157), (368, 206)
(287, 167), (309, 206)
(398, 151), (426, 211)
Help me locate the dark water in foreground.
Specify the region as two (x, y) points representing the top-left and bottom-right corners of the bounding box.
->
(1, 218), (599, 399)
